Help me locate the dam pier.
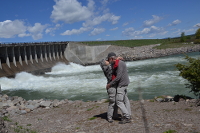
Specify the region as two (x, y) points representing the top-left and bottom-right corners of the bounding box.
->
(0, 42), (69, 77)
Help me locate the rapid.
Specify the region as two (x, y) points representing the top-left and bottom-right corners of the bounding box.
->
(0, 52), (199, 101)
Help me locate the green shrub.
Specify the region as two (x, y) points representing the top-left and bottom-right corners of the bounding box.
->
(176, 55), (200, 98)
(194, 39), (200, 44)
(195, 28), (200, 39)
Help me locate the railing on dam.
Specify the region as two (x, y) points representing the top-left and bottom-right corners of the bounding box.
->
(0, 42), (69, 77)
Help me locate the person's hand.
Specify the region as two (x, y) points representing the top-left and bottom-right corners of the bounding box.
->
(105, 60), (109, 65)
(117, 56), (124, 60)
(106, 84), (110, 89)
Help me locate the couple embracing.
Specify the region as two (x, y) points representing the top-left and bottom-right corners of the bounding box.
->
(100, 52), (132, 124)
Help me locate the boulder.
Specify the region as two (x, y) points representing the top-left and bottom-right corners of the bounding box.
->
(26, 105), (35, 110)
(52, 99), (60, 107)
(6, 106), (17, 111)
(40, 101), (52, 107)
(20, 110), (27, 115)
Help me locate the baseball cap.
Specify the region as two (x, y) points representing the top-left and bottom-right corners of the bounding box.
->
(107, 52), (116, 59)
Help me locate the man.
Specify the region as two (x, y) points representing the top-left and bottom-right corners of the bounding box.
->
(106, 52), (131, 124)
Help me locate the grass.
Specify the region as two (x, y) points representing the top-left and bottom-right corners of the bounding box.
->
(156, 96), (165, 99)
(81, 35), (199, 49)
(2, 116), (12, 122)
(87, 106), (99, 111)
(13, 122), (38, 133)
(88, 117), (96, 120)
(163, 109), (176, 112)
(149, 99), (155, 102)
(163, 129), (177, 133)
(104, 99), (109, 103)
(81, 39), (166, 47)
(87, 107), (94, 111)
(1, 116), (37, 133)
(155, 42), (196, 49)
(184, 108), (192, 111)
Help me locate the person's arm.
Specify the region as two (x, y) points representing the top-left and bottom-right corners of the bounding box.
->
(100, 59), (112, 84)
(108, 61), (124, 87)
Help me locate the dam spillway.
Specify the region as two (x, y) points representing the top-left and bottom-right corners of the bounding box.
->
(0, 42), (69, 77)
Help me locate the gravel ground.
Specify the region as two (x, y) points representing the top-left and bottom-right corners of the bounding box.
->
(4, 99), (200, 133)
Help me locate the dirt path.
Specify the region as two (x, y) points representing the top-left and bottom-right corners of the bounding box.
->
(4, 99), (200, 133)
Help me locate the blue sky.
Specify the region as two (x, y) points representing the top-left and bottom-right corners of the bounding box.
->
(0, 0), (200, 43)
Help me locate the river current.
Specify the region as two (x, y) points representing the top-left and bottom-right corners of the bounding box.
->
(1, 52), (200, 101)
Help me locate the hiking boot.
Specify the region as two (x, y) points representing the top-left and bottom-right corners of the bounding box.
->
(107, 119), (113, 123)
(119, 118), (131, 124)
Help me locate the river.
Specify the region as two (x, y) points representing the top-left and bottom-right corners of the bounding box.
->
(1, 52), (199, 101)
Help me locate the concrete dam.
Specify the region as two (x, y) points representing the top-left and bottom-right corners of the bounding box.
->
(1, 41), (200, 78)
(0, 41), (111, 78)
(0, 42), (69, 78)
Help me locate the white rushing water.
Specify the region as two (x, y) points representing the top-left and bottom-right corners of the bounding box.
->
(0, 52), (199, 101)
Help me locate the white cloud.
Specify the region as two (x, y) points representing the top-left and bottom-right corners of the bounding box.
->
(0, 20), (48, 40)
(132, 36), (143, 39)
(143, 15), (162, 27)
(184, 28), (196, 34)
(172, 29), (181, 35)
(51, 0), (93, 23)
(101, 0), (109, 5)
(62, 12), (120, 36)
(0, 20), (27, 38)
(173, 28), (196, 36)
(83, 13), (120, 27)
(122, 27), (134, 36)
(90, 28), (105, 36)
(194, 23), (200, 27)
(28, 23), (48, 40)
(54, 0), (120, 36)
(108, 15), (120, 24)
(61, 27), (91, 35)
(96, 38), (102, 40)
(45, 24), (62, 36)
(110, 27), (118, 31)
(122, 26), (166, 37)
(18, 33), (30, 37)
(87, 0), (95, 11)
(168, 19), (181, 26)
(123, 22), (129, 27)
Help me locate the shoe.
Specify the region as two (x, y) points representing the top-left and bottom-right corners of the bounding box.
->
(119, 118), (131, 124)
(108, 119), (113, 123)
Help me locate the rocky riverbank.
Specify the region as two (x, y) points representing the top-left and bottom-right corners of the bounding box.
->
(100, 44), (200, 62)
(1, 94), (200, 133)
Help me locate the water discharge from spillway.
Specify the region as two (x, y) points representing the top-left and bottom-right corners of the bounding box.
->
(0, 52), (199, 101)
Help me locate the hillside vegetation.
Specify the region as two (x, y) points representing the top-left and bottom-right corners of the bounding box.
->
(81, 34), (199, 49)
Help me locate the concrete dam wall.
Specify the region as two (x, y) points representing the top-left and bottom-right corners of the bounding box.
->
(64, 42), (110, 65)
(0, 42), (69, 77)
